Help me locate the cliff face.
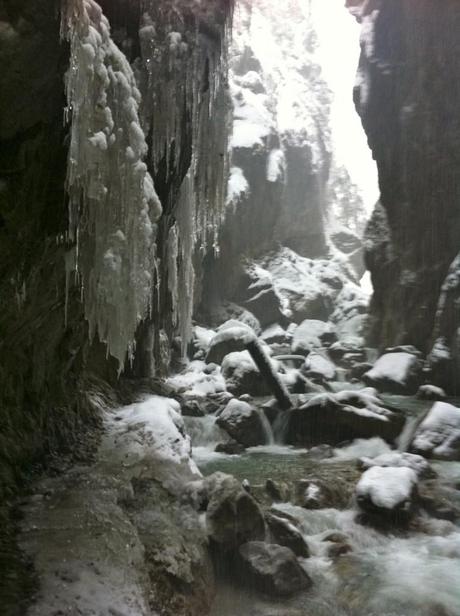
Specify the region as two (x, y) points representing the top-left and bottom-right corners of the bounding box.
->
(0, 0), (233, 500)
(353, 0), (460, 391)
(199, 0), (333, 307)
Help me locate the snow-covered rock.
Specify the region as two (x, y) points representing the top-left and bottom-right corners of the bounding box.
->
(191, 325), (216, 359)
(221, 350), (274, 397)
(416, 384), (447, 401)
(206, 322), (256, 364)
(285, 390), (405, 447)
(166, 360), (226, 398)
(261, 324), (289, 345)
(216, 399), (268, 447)
(359, 452), (434, 479)
(363, 352), (423, 394)
(291, 319), (337, 356)
(411, 401), (460, 460)
(303, 352), (337, 381)
(356, 466), (418, 519)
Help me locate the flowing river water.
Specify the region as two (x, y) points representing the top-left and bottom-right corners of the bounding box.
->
(184, 392), (460, 616)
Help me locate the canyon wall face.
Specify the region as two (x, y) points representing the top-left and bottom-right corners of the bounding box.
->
(0, 0), (233, 500)
(200, 0), (333, 308)
(354, 0), (460, 391)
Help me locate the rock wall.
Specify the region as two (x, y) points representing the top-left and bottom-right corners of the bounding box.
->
(353, 0), (460, 392)
(199, 0), (333, 306)
(0, 0), (233, 502)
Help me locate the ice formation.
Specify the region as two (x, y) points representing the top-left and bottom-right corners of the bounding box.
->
(61, 0), (162, 371)
(138, 2), (232, 353)
(138, 2), (231, 245)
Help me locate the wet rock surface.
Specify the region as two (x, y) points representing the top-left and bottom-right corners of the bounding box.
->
(216, 399), (267, 447)
(238, 541), (312, 597)
(204, 472), (265, 551)
(265, 513), (309, 557)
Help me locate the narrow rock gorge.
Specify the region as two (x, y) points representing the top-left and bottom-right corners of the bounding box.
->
(0, 1), (460, 615)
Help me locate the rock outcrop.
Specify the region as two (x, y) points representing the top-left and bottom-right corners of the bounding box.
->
(352, 0), (460, 393)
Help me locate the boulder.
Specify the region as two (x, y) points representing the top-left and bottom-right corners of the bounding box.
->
(216, 399), (268, 447)
(328, 341), (366, 362)
(221, 350), (272, 397)
(295, 479), (332, 509)
(410, 401), (460, 460)
(285, 390), (405, 447)
(355, 466), (418, 522)
(291, 320), (337, 356)
(358, 451), (434, 479)
(349, 361), (373, 380)
(244, 287), (285, 328)
(265, 513), (309, 557)
(416, 384), (447, 401)
(206, 322), (256, 364)
(238, 542), (312, 597)
(204, 473), (265, 550)
(303, 352), (337, 382)
(261, 324), (289, 345)
(363, 352), (423, 394)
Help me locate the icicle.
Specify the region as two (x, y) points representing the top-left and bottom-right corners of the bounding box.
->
(60, 0), (162, 373)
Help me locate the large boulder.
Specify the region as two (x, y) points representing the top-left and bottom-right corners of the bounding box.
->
(238, 542), (312, 597)
(355, 466), (418, 523)
(285, 390), (405, 447)
(291, 320), (337, 356)
(216, 399), (268, 447)
(243, 286), (285, 328)
(206, 321), (256, 364)
(221, 350), (272, 397)
(410, 401), (460, 460)
(204, 473), (265, 551)
(303, 352), (337, 382)
(363, 352), (423, 394)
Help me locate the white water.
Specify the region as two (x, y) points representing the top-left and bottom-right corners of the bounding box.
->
(270, 503), (460, 616)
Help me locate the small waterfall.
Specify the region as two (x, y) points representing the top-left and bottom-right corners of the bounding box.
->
(183, 415), (226, 448)
(271, 409), (291, 444)
(257, 408), (275, 445)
